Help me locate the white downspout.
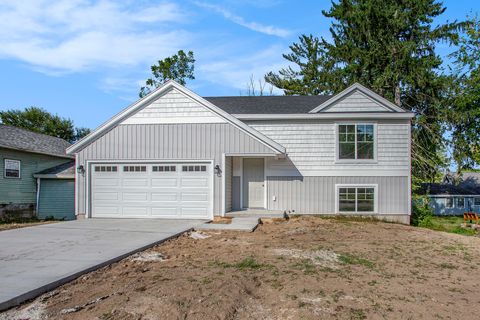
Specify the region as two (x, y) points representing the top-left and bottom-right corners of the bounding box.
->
(36, 178), (41, 217)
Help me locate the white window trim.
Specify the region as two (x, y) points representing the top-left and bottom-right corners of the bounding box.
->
(456, 197), (465, 209)
(445, 198), (454, 209)
(4, 158), (21, 179)
(334, 122), (378, 164)
(335, 184), (378, 214)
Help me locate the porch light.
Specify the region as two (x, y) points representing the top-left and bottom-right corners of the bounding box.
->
(77, 165), (85, 175)
(214, 164), (222, 177)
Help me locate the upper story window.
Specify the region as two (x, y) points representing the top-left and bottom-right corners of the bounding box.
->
(338, 124), (375, 160)
(4, 159), (21, 178)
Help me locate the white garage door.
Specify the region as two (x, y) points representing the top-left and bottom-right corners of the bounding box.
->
(90, 162), (212, 219)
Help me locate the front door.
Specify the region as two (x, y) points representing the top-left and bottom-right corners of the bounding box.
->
(243, 158), (265, 208)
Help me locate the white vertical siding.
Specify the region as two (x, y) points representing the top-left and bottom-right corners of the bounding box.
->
(76, 123), (276, 215)
(225, 156), (233, 212)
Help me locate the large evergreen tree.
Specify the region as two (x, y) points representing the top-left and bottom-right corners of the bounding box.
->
(266, 0), (463, 182)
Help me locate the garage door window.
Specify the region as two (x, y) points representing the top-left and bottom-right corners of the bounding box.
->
(94, 166), (117, 172)
(152, 165), (176, 172)
(182, 165), (207, 172)
(123, 166), (146, 172)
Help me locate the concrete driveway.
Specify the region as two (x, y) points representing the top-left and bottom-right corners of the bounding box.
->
(0, 218), (204, 311)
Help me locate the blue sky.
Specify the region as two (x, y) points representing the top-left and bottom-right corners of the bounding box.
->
(0, 0), (478, 129)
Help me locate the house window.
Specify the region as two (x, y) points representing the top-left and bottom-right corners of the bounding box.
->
(123, 166), (146, 172)
(474, 198), (480, 207)
(457, 197), (465, 208)
(338, 186), (375, 213)
(152, 165), (176, 172)
(4, 159), (21, 178)
(445, 198), (453, 208)
(182, 165), (207, 172)
(94, 166), (117, 172)
(338, 124), (374, 160)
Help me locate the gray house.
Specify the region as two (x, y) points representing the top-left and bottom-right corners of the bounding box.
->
(421, 172), (480, 215)
(0, 124), (75, 219)
(67, 81), (413, 224)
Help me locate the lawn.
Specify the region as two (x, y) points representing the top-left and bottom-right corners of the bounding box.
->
(423, 216), (478, 236)
(2, 216), (480, 319)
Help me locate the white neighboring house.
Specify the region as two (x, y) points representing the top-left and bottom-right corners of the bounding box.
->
(67, 80), (413, 224)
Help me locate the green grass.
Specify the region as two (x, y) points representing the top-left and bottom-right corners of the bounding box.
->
(423, 216), (477, 236)
(209, 257), (272, 271)
(338, 253), (375, 268)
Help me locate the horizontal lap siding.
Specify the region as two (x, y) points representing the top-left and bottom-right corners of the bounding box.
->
(38, 179), (75, 220)
(248, 119), (410, 175)
(267, 176), (408, 214)
(76, 123), (274, 215)
(323, 91), (387, 112)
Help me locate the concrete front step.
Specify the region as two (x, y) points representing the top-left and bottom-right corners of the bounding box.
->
(197, 217), (260, 232)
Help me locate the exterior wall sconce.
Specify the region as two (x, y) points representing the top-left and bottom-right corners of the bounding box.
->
(214, 164), (222, 177)
(77, 165), (85, 175)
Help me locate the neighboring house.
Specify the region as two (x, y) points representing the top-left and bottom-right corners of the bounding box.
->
(67, 81), (413, 224)
(421, 172), (480, 215)
(0, 124), (75, 219)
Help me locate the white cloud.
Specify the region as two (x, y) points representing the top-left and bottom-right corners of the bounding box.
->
(193, 1), (290, 38)
(0, 0), (190, 73)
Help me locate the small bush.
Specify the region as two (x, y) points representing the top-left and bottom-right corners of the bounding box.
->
(411, 195), (433, 227)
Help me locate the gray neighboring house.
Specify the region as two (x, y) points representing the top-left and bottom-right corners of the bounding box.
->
(0, 124), (75, 220)
(421, 172), (480, 215)
(67, 80), (413, 224)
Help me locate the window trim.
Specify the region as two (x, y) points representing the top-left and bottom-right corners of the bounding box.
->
(335, 184), (378, 214)
(335, 122), (377, 163)
(4, 158), (21, 179)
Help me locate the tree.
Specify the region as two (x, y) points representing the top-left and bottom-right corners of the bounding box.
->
(0, 107), (90, 143)
(265, 35), (332, 95)
(448, 16), (480, 170)
(266, 0), (464, 182)
(140, 50), (195, 97)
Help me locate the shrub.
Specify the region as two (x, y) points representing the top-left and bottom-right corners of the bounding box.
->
(411, 195), (433, 227)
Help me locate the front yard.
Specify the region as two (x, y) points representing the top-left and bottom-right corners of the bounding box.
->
(2, 216), (480, 319)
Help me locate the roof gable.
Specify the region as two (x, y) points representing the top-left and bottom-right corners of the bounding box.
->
(309, 83), (406, 113)
(0, 124), (72, 158)
(67, 80), (285, 155)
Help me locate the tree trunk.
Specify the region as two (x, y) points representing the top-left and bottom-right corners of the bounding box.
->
(395, 84), (401, 106)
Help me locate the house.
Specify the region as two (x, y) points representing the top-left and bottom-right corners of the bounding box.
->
(0, 124), (75, 220)
(421, 172), (480, 215)
(67, 81), (413, 224)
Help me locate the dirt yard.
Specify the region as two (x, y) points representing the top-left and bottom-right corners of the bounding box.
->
(0, 221), (56, 231)
(2, 216), (480, 320)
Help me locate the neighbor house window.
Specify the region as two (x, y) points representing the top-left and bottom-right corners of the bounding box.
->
(445, 198), (453, 208)
(338, 124), (374, 160)
(474, 198), (480, 207)
(457, 197), (465, 208)
(4, 159), (21, 178)
(338, 186), (376, 213)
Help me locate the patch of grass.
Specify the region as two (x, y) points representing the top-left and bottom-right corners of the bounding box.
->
(422, 216), (477, 236)
(438, 262), (457, 270)
(293, 259), (317, 275)
(209, 257), (272, 271)
(338, 253), (375, 268)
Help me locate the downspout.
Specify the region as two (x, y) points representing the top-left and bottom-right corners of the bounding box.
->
(36, 178), (41, 217)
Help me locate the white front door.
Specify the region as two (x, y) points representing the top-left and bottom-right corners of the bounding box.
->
(90, 162), (212, 219)
(242, 158), (265, 208)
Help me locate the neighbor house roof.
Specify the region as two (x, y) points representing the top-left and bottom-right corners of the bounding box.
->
(204, 95), (332, 114)
(419, 183), (480, 196)
(0, 124), (73, 158)
(33, 160), (75, 179)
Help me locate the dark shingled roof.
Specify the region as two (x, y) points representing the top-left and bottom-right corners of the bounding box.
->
(204, 95), (333, 114)
(35, 160), (75, 176)
(0, 124), (72, 158)
(419, 183), (480, 196)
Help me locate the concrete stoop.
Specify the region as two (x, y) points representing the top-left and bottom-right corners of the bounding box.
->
(197, 217), (261, 232)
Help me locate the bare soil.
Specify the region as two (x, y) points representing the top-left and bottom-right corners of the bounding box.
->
(3, 216), (480, 320)
(0, 221), (56, 231)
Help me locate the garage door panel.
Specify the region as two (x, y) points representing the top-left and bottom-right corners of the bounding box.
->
(151, 207), (178, 216)
(181, 178), (209, 187)
(151, 193), (177, 201)
(94, 178), (120, 187)
(123, 192), (149, 202)
(123, 179), (149, 187)
(91, 162), (211, 219)
(151, 178), (177, 187)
